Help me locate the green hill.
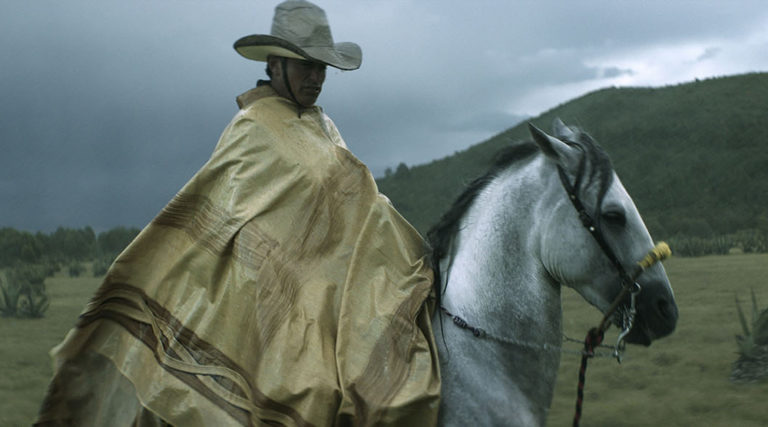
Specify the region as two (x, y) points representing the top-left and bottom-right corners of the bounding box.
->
(377, 72), (768, 246)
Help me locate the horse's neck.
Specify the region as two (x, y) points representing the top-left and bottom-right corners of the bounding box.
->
(440, 161), (563, 345)
(436, 162), (563, 425)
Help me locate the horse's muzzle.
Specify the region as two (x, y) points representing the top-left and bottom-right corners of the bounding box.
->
(624, 280), (678, 346)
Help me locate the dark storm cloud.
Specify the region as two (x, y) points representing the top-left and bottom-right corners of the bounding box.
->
(1, 1), (247, 231)
(2, 0), (768, 231)
(696, 47), (722, 62)
(600, 66), (634, 79)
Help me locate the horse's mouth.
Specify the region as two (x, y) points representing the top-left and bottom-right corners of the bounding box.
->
(610, 292), (678, 347)
(623, 324), (653, 346)
(612, 314), (654, 346)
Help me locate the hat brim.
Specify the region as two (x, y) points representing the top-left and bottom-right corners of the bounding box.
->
(234, 35), (362, 71)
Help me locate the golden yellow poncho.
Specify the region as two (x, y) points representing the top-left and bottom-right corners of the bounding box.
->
(37, 86), (440, 426)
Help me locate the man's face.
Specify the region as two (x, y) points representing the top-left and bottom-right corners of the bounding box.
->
(270, 57), (327, 107)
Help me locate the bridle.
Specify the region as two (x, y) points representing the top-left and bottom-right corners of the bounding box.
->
(557, 157), (669, 427)
(554, 155), (656, 348)
(440, 146), (650, 347)
(439, 145), (670, 426)
(557, 163), (633, 286)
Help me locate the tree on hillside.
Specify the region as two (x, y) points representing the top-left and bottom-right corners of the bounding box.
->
(97, 226), (140, 258)
(0, 226), (139, 268)
(376, 72), (768, 249)
(0, 228), (45, 266)
(395, 162), (410, 177)
(49, 226), (97, 261)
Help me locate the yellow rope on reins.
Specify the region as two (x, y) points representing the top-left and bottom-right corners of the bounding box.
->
(597, 242), (672, 334)
(637, 241), (671, 271)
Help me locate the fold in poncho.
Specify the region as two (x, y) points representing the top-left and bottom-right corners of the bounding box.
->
(36, 85), (440, 426)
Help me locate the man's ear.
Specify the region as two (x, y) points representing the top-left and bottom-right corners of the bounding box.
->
(267, 55), (282, 77)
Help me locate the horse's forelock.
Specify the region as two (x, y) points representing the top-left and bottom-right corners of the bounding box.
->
(572, 130), (615, 221)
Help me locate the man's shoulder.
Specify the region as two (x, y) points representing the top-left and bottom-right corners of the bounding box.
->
(236, 85), (279, 110)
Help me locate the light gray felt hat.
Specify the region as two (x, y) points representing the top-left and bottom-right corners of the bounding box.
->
(234, 0), (362, 70)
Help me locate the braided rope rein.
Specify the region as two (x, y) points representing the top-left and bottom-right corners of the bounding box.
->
(572, 242), (671, 427)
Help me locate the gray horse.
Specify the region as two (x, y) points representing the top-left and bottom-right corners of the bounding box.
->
(429, 119), (678, 426)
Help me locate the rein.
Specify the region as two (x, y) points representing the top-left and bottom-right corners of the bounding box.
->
(557, 162), (671, 426)
(439, 154), (671, 426)
(572, 242), (669, 427)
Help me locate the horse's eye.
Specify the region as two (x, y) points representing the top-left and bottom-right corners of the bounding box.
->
(602, 210), (626, 227)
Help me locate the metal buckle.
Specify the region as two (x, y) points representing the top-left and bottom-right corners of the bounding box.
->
(613, 282), (641, 363)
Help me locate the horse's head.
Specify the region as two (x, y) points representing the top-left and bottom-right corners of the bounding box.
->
(529, 119), (677, 346)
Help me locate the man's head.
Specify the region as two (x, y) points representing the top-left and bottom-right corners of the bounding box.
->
(268, 56), (326, 107)
(234, 1), (362, 104)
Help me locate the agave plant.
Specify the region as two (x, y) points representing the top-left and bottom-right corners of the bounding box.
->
(0, 276), (21, 317)
(0, 266), (52, 318)
(17, 284), (50, 318)
(735, 289), (768, 359)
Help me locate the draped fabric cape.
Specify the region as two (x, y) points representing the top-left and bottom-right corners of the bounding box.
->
(36, 86), (441, 426)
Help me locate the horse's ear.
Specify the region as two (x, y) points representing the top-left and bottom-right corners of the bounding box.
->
(552, 118), (575, 141)
(528, 122), (580, 168)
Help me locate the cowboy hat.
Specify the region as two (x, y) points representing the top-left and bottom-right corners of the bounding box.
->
(234, 0), (362, 70)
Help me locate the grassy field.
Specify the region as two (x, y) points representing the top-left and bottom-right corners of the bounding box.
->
(1, 254), (766, 426)
(548, 253), (768, 426)
(0, 271), (102, 426)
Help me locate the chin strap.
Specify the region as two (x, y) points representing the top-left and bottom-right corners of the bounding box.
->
(280, 57), (302, 115)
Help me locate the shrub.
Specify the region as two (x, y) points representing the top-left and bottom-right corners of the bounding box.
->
(68, 262), (85, 277)
(1, 263), (51, 318)
(8, 263), (49, 288)
(666, 230), (768, 257)
(16, 284), (49, 318)
(0, 276), (21, 317)
(733, 229), (768, 253)
(734, 289), (768, 358)
(731, 289), (768, 383)
(667, 235), (732, 257)
(93, 256), (114, 277)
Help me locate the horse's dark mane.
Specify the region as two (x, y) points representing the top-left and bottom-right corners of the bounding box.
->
(426, 128), (614, 302)
(426, 141), (539, 299)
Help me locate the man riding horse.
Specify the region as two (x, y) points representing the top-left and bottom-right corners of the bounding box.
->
(36, 2), (440, 425)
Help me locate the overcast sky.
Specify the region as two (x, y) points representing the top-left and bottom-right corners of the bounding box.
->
(2, 1), (768, 232)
